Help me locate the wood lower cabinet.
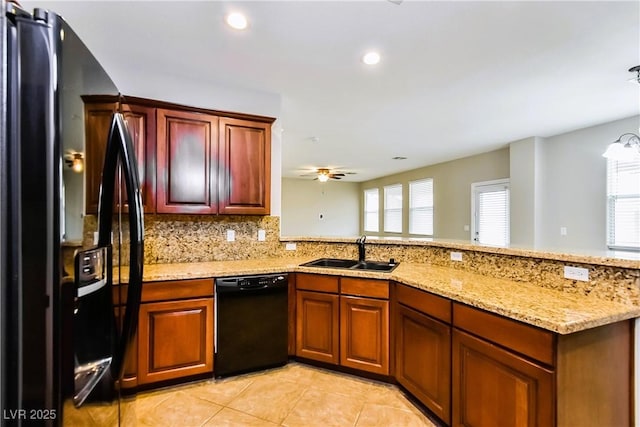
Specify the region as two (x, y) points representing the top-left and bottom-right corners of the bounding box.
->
(295, 274), (390, 376)
(137, 297), (214, 385)
(295, 290), (339, 364)
(452, 329), (553, 427)
(156, 109), (219, 214)
(218, 117), (271, 215)
(395, 303), (451, 424)
(115, 306), (138, 389)
(340, 295), (389, 375)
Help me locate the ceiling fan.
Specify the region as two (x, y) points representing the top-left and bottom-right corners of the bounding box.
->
(299, 168), (356, 182)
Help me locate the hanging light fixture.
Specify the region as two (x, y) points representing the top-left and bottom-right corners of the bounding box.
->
(602, 133), (640, 161)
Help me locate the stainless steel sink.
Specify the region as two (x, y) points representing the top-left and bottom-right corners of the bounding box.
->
(300, 258), (359, 269)
(300, 258), (399, 272)
(351, 260), (398, 271)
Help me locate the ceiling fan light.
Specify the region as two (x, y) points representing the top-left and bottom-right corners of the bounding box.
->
(317, 173), (329, 182)
(226, 12), (248, 30)
(362, 51), (381, 65)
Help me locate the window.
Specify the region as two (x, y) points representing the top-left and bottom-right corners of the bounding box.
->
(607, 158), (640, 250)
(363, 188), (379, 232)
(384, 184), (403, 233)
(472, 179), (510, 247)
(409, 178), (433, 235)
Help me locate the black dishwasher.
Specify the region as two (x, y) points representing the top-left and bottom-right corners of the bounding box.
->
(214, 273), (289, 377)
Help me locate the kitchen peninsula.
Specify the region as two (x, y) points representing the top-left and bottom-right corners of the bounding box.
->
(117, 234), (639, 427)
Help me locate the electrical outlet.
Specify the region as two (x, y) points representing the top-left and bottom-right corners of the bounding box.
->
(93, 231), (99, 245)
(564, 266), (589, 281)
(226, 229), (235, 242)
(285, 243), (297, 251)
(257, 229), (266, 241)
(560, 227), (567, 236)
(450, 252), (463, 262)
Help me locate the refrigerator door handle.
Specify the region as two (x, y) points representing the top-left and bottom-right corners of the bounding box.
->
(97, 112), (144, 381)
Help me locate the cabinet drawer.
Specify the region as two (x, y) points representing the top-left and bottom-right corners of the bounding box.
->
(453, 303), (555, 366)
(341, 278), (388, 299)
(296, 273), (339, 293)
(396, 284), (451, 323)
(142, 278), (214, 303)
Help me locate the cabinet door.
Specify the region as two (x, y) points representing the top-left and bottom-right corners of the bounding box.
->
(218, 117), (271, 215)
(114, 306), (138, 389)
(452, 330), (554, 427)
(156, 109), (218, 214)
(295, 291), (339, 364)
(395, 304), (451, 424)
(84, 102), (118, 214)
(340, 296), (389, 375)
(138, 298), (214, 385)
(121, 104), (156, 213)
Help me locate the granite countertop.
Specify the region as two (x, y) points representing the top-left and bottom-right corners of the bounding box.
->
(281, 235), (640, 269)
(120, 257), (640, 335)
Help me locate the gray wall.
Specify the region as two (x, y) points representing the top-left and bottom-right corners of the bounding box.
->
(510, 137), (544, 247)
(281, 178), (360, 236)
(536, 115), (639, 251)
(359, 148), (511, 239)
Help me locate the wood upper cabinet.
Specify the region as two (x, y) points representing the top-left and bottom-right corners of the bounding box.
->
(452, 329), (554, 427)
(340, 295), (389, 375)
(84, 102), (118, 214)
(295, 290), (339, 364)
(120, 104), (156, 213)
(156, 109), (219, 214)
(218, 117), (271, 215)
(395, 303), (451, 424)
(137, 297), (214, 385)
(84, 101), (155, 214)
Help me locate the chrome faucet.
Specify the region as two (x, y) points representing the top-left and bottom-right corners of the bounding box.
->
(356, 235), (367, 262)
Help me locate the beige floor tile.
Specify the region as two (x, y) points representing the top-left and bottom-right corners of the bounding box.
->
(267, 362), (323, 386)
(309, 369), (379, 400)
(283, 388), (364, 427)
(203, 407), (279, 426)
(364, 383), (419, 412)
(186, 375), (256, 406)
(355, 403), (436, 427)
(136, 390), (222, 427)
(226, 376), (306, 424)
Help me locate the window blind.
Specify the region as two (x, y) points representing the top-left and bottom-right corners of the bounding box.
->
(607, 158), (640, 250)
(473, 182), (509, 247)
(363, 188), (379, 232)
(384, 184), (402, 233)
(409, 179), (433, 235)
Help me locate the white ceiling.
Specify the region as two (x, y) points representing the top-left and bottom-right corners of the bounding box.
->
(24, 1), (640, 182)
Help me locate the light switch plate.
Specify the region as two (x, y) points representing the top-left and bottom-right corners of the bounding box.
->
(226, 229), (235, 242)
(564, 266), (589, 281)
(285, 243), (297, 251)
(257, 229), (266, 241)
(450, 251), (463, 262)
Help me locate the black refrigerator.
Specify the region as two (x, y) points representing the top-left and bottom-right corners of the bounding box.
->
(0, 1), (144, 424)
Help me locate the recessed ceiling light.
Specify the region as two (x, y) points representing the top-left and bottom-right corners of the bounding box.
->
(362, 51), (381, 65)
(226, 12), (248, 30)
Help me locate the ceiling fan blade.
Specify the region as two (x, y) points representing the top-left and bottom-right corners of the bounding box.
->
(332, 176), (342, 180)
(331, 173), (346, 177)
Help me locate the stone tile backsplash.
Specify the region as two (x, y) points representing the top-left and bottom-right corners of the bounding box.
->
(83, 214), (281, 265)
